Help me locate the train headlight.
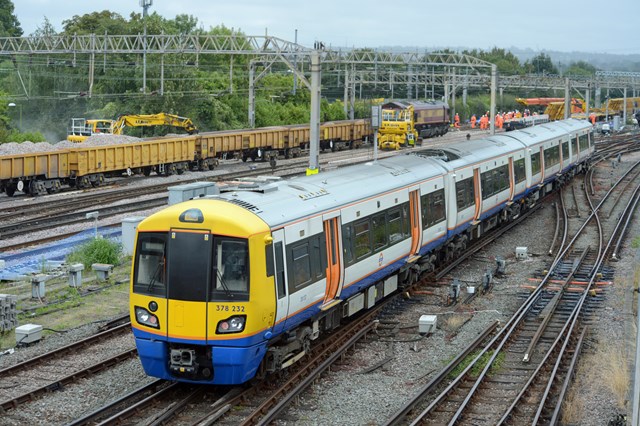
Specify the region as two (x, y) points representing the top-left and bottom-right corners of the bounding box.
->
(216, 315), (246, 334)
(135, 306), (160, 329)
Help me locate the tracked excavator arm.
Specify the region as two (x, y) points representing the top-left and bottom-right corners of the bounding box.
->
(67, 112), (198, 142)
(111, 113), (198, 135)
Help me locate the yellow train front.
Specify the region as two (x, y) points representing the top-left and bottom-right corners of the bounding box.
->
(129, 199), (275, 385)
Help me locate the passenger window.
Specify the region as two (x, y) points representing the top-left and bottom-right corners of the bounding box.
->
(354, 219), (372, 259)
(455, 177), (474, 210)
(342, 224), (354, 264)
(291, 243), (311, 289)
(401, 204), (410, 237)
(372, 213), (387, 251)
(531, 152), (541, 175)
(514, 158), (526, 184)
(388, 208), (403, 243)
(275, 242), (286, 299)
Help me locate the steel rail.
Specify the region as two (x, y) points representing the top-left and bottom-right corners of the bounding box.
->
(548, 193), (562, 255)
(0, 323), (130, 378)
(605, 168), (640, 218)
(500, 157), (640, 424)
(522, 247), (590, 363)
(65, 379), (167, 426)
(530, 171), (634, 424)
(0, 197), (167, 239)
(93, 382), (183, 425)
(383, 321), (499, 426)
(611, 183), (640, 260)
(238, 311), (380, 426)
(252, 322), (376, 426)
(570, 184), (580, 217)
(549, 327), (587, 424)
(0, 349), (137, 413)
(415, 157), (637, 424)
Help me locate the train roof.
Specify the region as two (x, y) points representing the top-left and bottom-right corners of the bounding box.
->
(414, 135), (525, 167)
(202, 119), (591, 228)
(408, 119), (591, 167)
(511, 119), (591, 147)
(212, 154), (447, 227)
(547, 118), (593, 135)
(383, 100), (449, 110)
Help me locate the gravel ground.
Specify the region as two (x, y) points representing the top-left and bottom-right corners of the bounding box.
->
(0, 358), (154, 426)
(274, 198), (555, 425)
(0, 132), (637, 425)
(274, 145), (640, 426)
(0, 332), (137, 401)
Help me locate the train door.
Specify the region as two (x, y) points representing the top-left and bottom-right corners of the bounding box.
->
(508, 157), (515, 202)
(539, 146), (546, 184)
(166, 229), (212, 341)
(473, 168), (482, 223)
(408, 189), (422, 257)
(322, 214), (344, 307)
(271, 229), (289, 336)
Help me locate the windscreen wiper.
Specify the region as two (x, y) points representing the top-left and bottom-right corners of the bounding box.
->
(146, 260), (164, 292)
(214, 267), (234, 299)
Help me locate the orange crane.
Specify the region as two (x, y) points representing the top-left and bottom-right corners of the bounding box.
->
(515, 98), (567, 106)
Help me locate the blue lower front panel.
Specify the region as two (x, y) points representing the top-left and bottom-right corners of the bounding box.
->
(135, 336), (268, 385)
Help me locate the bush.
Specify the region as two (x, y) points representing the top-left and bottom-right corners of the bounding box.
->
(66, 237), (123, 269)
(6, 130), (47, 142)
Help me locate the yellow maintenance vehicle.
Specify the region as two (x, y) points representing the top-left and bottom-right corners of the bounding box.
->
(378, 105), (418, 150)
(67, 113), (198, 142)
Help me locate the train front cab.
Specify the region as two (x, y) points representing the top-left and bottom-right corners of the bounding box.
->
(130, 200), (276, 385)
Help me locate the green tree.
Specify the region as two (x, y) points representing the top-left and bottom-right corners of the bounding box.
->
(171, 14), (200, 34)
(564, 61), (597, 77)
(31, 16), (57, 37)
(464, 47), (522, 75)
(524, 53), (559, 75)
(0, 0), (22, 36)
(62, 10), (129, 35)
(0, 90), (11, 141)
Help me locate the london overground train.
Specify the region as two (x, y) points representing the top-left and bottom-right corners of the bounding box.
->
(129, 118), (594, 385)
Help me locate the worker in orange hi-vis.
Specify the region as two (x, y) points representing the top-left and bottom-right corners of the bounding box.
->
(470, 114), (477, 128)
(479, 114), (487, 130)
(589, 113), (596, 125)
(454, 113), (460, 128)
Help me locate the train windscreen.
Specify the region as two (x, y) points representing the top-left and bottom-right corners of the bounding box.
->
(210, 237), (250, 302)
(133, 232), (168, 297)
(133, 231), (249, 302)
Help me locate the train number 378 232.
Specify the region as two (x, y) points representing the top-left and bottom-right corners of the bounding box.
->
(215, 305), (245, 312)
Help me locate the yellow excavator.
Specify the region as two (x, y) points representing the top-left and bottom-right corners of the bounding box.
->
(67, 113), (198, 142)
(378, 105), (418, 150)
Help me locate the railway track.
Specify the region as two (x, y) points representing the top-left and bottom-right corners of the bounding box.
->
(382, 145), (640, 425)
(0, 322), (135, 414)
(0, 146), (411, 252)
(70, 186), (537, 425)
(5, 131), (636, 424)
(2, 133), (487, 253)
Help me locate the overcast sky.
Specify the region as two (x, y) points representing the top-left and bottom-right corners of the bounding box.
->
(12, 0), (639, 55)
